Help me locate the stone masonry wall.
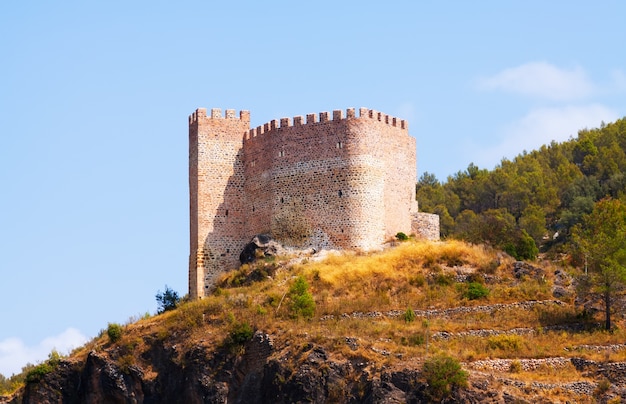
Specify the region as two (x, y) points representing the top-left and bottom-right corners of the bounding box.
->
(411, 212), (440, 240)
(189, 106), (437, 298)
(242, 108), (416, 251)
(189, 108), (250, 299)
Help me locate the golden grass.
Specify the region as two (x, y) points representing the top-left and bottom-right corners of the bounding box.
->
(33, 239), (625, 399)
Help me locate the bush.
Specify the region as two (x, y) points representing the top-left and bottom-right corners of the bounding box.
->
(225, 321), (254, 351)
(403, 307), (416, 323)
(288, 276), (315, 319)
(25, 363), (53, 384)
(107, 323), (123, 343)
(465, 282), (490, 300)
(395, 232), (409, 241)
(422, 354), (468, 401)
(156, 285), (181, 314)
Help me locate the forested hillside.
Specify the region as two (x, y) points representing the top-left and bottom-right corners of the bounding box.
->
(417, 117), (626, 259)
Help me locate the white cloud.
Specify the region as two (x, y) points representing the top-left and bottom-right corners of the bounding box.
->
(0, 328), (88, 377)
(477, 62), (595, 101)
(473, 104), (620, 169)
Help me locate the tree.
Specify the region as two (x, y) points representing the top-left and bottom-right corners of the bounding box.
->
(571, 198), (626, 330)
(156, 285), (181, 314)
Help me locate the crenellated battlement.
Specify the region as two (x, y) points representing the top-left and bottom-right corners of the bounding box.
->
(244, 107), (407, 141)
(189, 107), (250, 125)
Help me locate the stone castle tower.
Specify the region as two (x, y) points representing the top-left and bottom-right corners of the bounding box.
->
(189, 107), (439, 299)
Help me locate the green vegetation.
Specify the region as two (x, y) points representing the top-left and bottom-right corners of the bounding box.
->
(225, 321), (254, 349)
(25, 350), (62, 384)
(416, 117), (626, 256)
(155, 285), (181, 314)
(395, 231), (409, 241)
(572, 198), (626, 330)
(403, 306), (416, 322)
(464, 282), (490, 300)
(107, 322), (123, 343)
(421, 354), (468, 401)
(288, 276), (315, 319)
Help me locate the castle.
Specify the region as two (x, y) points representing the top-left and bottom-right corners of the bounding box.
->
(189, 107), (439, 299)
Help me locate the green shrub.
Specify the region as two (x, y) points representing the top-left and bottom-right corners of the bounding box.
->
(25, 363), (53, 384)
(107, 323), (123, 343)
(225, 321), (254, 350)
(288, 276), (315, 319)
(422, 354), (468, 401)
(465, 282), (490, 300)
(395, 232), (409, 241)
(24, 349), (63, 384)
(403, 307), (416, 323)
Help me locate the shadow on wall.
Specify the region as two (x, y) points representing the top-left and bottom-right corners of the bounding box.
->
(201, 148), (248, 293)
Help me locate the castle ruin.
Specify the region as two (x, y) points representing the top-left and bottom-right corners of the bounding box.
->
(189, 107), (439, 299)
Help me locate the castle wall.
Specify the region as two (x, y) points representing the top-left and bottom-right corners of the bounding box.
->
(188, 108), (249, 299)
(411, 212), (441, 240)
(242, 108), (416, 251)
(190, 106), (425, 298)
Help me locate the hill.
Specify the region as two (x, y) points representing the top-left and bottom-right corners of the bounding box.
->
(417, 117), (626, 258)
(2, 240), (626, 403)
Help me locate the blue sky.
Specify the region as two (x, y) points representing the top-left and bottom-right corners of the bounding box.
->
(1, 1), (624, 376)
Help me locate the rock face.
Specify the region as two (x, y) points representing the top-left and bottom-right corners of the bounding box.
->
(7, 332), (521, 404)
(6, 327), (626, 403)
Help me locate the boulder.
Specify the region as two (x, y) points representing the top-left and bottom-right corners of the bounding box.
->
(240, 235), (287, 264)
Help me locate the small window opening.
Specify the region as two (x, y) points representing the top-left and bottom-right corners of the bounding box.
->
(336, 141), (343, 149)
(338, 190), (343, 197)
(278, 150), (285, 157)
(225, 209), (229, 217)
(280, 197), (284, 203)
(252, 206), (255, 212)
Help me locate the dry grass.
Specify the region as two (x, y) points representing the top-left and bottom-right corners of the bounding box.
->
(45, 239), (626, 396)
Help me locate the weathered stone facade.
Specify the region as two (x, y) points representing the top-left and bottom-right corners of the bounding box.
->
(189, 107), (439, 298)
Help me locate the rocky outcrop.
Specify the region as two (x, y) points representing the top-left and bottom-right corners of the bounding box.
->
(7, 329), (626, 403)
(240, 234), (287, 265)
(6, 332), (548, 404)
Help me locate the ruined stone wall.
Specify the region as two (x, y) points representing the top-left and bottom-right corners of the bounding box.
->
(411, 212), (440, 240)
(188, 108), (250, 299)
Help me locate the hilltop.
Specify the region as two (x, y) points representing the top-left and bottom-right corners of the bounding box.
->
(3, 240), (626, 403)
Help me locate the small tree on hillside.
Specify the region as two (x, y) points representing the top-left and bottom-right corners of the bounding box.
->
(572, 198), (626, 330)
(156, 285), (181, 314)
